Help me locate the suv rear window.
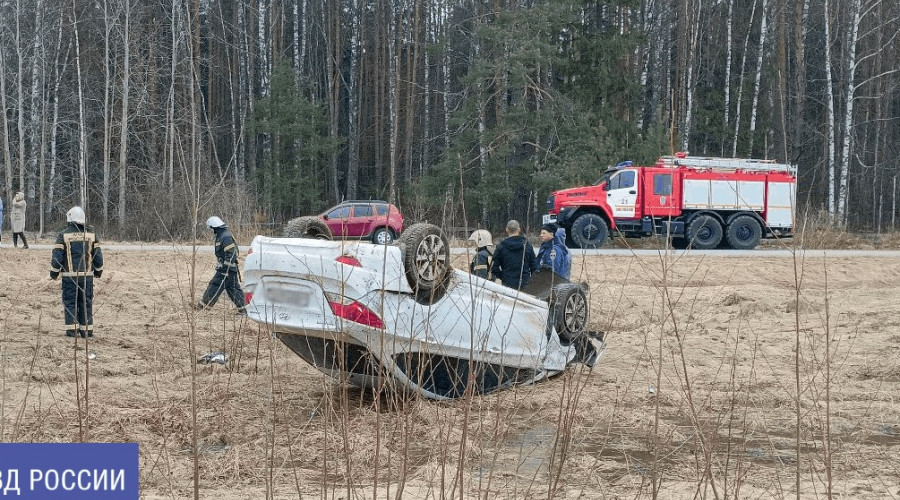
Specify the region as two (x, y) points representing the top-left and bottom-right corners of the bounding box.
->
(353, 205), (373, 217)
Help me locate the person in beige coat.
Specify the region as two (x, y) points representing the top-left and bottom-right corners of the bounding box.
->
(11, 192), (27, 248)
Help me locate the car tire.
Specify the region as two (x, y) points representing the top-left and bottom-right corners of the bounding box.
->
(398, 223), (451, 304)
(686, 215), (723, 249)
(372, 227), (395, 245)
(725, 215), (762, 250)
(549, 283), (589, 345)
(284, 216), (333, 239)
(570, 214), (608, 249)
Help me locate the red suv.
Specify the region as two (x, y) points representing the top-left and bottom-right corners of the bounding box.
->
(320, 201), (404, 244)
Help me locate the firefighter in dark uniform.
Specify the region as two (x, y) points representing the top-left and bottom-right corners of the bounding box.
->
(197, 216), (247, 313)
(50, 206), (104, 338)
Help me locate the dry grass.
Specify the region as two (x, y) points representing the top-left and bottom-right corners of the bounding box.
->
(2, 229), (900, 498)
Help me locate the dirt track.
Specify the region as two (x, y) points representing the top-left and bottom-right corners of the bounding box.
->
(1, 245), (899, 499)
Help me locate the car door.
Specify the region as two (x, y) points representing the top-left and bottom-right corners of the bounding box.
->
(606, 169), (638, 219)
(324, 205), (351, 237)
(348, 204), (375, 237)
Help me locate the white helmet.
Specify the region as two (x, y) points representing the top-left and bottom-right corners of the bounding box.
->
(468, 229), (493, 248)
(206, 216), (226, 228)
(66, 206), (86, 225)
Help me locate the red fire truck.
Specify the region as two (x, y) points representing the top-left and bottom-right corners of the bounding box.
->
(544, 153), (796, 250)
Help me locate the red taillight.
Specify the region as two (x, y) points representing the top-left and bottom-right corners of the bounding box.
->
(336, 255), (362, 267)
(327, 297), (384, 329)
(244, 292), (253, 304)
(247, 247), (254, 256)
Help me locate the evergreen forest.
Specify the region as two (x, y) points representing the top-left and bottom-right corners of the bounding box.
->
(1, 0), (898, 239)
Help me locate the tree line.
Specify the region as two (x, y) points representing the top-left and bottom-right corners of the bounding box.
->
(0, 0), (897, 240)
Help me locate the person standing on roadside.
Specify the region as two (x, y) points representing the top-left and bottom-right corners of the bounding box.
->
(467, 229), (494, 280)
(196, 216), (247, 314)
(50, 207), (104, 338)
(491, 220), (538, 290)
(11, 192), (27, 249)
(536, 223), (571, 279)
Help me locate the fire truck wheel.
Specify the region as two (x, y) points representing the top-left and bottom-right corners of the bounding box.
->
(550, 283), (589, 345)
(687, 215), (723, 249)
(726, 215), (762, 250)
(570, 214), (608, 249)
(398, 223), (451, 304)
(284, 216), (333, 239)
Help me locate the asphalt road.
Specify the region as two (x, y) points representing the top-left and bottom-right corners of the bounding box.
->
(6, 242), (900, 258)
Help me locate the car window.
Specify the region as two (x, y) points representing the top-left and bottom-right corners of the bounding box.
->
(609, 170), (635, 190)
(353, 204), (373, 217)
(327, 206), (351, 219)
(653, 173), (672, 195)
(375, 204), (389, 216)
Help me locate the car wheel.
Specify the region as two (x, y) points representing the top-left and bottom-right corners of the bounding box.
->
(550, 283), (589, 345)
(570, 214), (608, 249)
(686, 215), (723, 249)
(372, 227), (394, 245)
(284, 216), (333, 239)
(725, 215), (762, 250)
(398, 223), (451, 304)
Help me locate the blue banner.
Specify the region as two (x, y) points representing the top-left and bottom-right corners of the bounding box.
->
(0, 443), (138, 499)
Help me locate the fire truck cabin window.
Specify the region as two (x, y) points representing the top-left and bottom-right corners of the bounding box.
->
(653, 174), (672, 196)
(609, 170), (635, 190)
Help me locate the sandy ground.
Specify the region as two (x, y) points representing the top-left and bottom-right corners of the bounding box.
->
(1, 242), (899, 499)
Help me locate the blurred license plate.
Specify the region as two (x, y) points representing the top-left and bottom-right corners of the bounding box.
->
(268, 284), (314, 308)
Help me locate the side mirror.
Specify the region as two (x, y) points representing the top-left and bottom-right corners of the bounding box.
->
(322, 214), (329, 220)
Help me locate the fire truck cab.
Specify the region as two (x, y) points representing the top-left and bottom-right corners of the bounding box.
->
(544, 153), (796, 250)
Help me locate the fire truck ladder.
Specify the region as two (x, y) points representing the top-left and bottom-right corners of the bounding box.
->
(658, 155), (797, 175)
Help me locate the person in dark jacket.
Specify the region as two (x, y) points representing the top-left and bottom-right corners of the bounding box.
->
(536, 223), (571, 279)
(467, 229), (494, 280)
(50, 206), (103, 338)
(491, 220), (538, 290)
(197, 216), (247, 313)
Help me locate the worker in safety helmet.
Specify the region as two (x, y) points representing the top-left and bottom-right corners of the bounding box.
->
(50, 206), (104, 338)
(197, 216), (246, 314)
(467, 229), (494, 280)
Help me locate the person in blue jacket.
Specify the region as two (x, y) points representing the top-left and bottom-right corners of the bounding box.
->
(536, 223), (571, 279)
(491, 220), (538, 290)
(50, 207), (104, 338)
(197, 216), (247, 314)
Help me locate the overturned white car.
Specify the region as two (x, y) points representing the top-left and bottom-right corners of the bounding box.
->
(242, 223), (603, 400)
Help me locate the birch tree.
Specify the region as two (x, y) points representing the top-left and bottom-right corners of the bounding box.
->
(116, 0), (131, 235)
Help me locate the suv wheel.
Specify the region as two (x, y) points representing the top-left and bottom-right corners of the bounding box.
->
(372, 227), (394, 245)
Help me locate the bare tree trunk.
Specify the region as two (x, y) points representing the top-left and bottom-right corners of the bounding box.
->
(0, 26), (13, 199)
(792, 0), (809, 161)
(73, 0), (88, 207)
(403, 0), (422, 183)
(166, 0), (179, 213)
(15, 0), (25, 193)
(837, 0), (862, 220)
(747, 0), (769, 156)
(388, 4), (399, 203)
(722, 0), (733, 154)
(345, 0), (360, 199)
(681, 0), (702, 152)
(48, 14), (68, 223)
(731, 0), (758, 156)
(27, 0), (44, 208)
(102, 0), (113, 224)
(323, 1), (340, 202)
(117, 0), (131, 236)
(824, 0), (837, 217)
